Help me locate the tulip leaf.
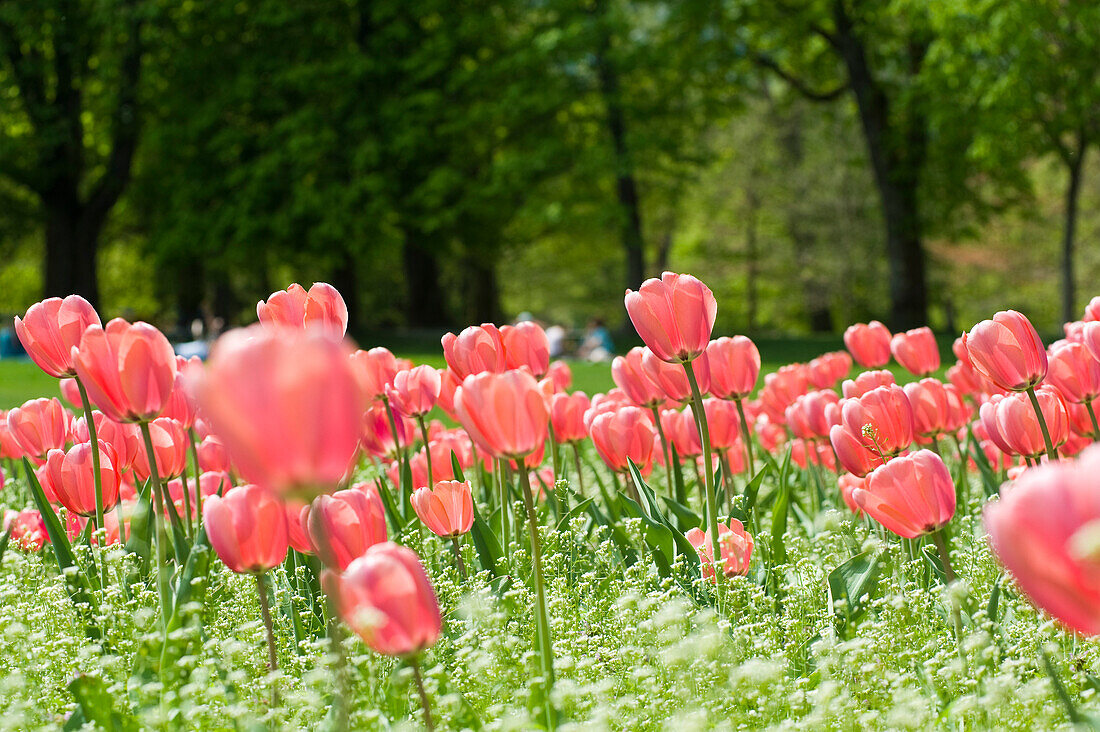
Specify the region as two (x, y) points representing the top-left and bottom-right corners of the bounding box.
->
(374, 478), (406, 533)
(582, 497), (637, 566)
(827, 549), (883, 636)
(617, 490), (675, 574)
(967, 429), (1002, 498)
(0, 526), (10, 565)
(65, 674), (140, 732)
(669, 444), (688, 504)
(555, 496), (593, 533)
(987, 574), (1002, 624)
(125, 479), (154, 572)
(741, 463), (769, 515)
(659, 495), (701, 533)
(921, 542), (947, 586)
(450, 450), (466, 482)
(469, 509), (504, 577)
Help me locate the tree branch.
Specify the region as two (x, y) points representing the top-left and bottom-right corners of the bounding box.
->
(751, 52), (849, 102)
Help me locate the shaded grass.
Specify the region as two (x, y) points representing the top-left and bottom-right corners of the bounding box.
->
(0, 359), (61, 410)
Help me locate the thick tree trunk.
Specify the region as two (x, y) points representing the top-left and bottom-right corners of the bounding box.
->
(332, 249), (361, 333)
(1062, 138), (1087, 325)
(44, 200), (101, 307)
(463, 255), (500, 325)
(402, 231), (450, 328)
(744, 188), (760, 332)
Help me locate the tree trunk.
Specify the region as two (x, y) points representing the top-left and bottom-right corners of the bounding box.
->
(1062, 136), (1087, 325)
(332, 249), (361, 333)
(402, 230), (450, 328)
(833, 1), (929, 330)
(44, 199), (101, 307)
(463, 255), (500, 325)
(744, 187), (760, 332)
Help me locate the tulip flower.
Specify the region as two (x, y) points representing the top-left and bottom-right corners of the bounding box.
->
(4, 509), (47, 551)
(197, 325), (366, 498)
(829, 423), (881, 478)
(257, 282), (348, 338)
(501, 321), (551, 378)
(706, 336), (761, 399)
(843, 321), (892, 368)
(6, 398), (70, 458)
(785, 390), (839, 442)
(550, 391), (590, 444)
(442, 324), (506, 379)
(984, 445), (1100, 635)
(686, 519), (754, 580)
(837, 473), (865, 516)
(161, 355), (202, 428)
(841, 385), (915, 459)
(307, 486), (387, 570)
(964, 310), (1047, 392)
(72, 412), (142, 471)
(14, 296), (101, 379)
(903, 379), (954, 439)
(386, 365), (441, 418)
(1048, 341), (1100, 404)
(841, 370), (896, 400)
(132, 417), (189, 482)
(641, 347), (710, 403)
(361, 403), (415, 460)
(42, 442), (121, 518)
(195, 435), (230, 473)
(994, 387), (1069, 459)
(285, 500), (313, 554)
(350, 347), (400, 401)
(435, 368), (462, 420)
(1085, 297), (1100, 322)
(590, 407), (656, 473)
(612, 347), (666, 409)
(625, 272), (716, 364)
(328, 542), (441, 656)
(704, 398), (742, 449)
(854, 450), (956, 540)
(59, 378), (84, 409)
(454, 370), (547, 459)
(412, 480), (474, 539)
(547, 360), (572, 391)
(759, 365), (810, 423)
(891, 327), (940, 376)
(72, 318), (178, 424)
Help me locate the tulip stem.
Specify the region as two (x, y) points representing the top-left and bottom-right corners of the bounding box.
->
(139, 421), (172, 627)
(496, 458), (510, 557)
(256, 571), (280, 708)
(649, 405), (675, 497)
(179, 470), (194, 538)
(450, 536), (467, 580)
(410, 656), (436, 732)
(931, 529), (956, 584)
(733, 397), (756, 476)
(684, 363), (723, 583)
(1086, 399), (1100, 440)
(571, 443), (586, 496)
(547, 423), (562, 484)
(416, 414), (434, 490)
(188, 429), (205, 531)
(74, 376), (105, 532)
(518, 465), (556, 724)
(383, 396), (408, 503)
(1041, 646), (1082, 724)
(1025, 386), (1059, 461)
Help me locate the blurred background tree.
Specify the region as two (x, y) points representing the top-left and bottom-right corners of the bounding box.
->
(2, 0), (1098, 339)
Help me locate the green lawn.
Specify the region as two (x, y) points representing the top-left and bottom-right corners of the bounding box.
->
(0, 359), (63, 410)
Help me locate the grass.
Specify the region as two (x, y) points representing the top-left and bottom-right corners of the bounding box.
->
(0, 359), (63, 410)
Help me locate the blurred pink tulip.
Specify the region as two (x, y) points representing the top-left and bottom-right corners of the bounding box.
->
(891, 327), (940, 376)
(196, 435), (230, 473)
(704, 398), (742, 449)
(386, 365), (441, 418)
(6, 398), (70, 458)
(1052, 339), (1100, 403)
(198, 325), (366, 498)
(205, 484), (290, 573)
(14, 296), (100, 378)
(841, 370), (896, 400)
(501, 321), (550, 378)
(706, 336), (761, 399)
(59, 378), (84, 409)
(686, 519), (754, 580)
(72, 319), (178, 423)
(4, 509), (47, 551)
(327, 542), (441, 656)
(590, 407), (656, 472)
(843, 321), (892, 368)
(308, 486), (387, 570)
(361, 402), (415, 460)
(551, 391), (590, 443)
(257, 282), (348, 338)
(547, 360), (572, 391)
(641, 346), (710, 402)
(625, 272), (716, 364)
(838, 473), (865, 515)
(161, 355), (202, 428)
(612, 347), (666, 408)
(350, 347), (399, 401)
(964, 310), (1047, 391)
(442, 324), (506, 379)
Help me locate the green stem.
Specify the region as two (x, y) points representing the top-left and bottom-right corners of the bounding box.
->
(256, 572), (280, 709)
(188, 429), (205, 530)
(74, 377), (105, 531)
(547, 423), (562, 484)
(1040, 647), (1082, 724)
(733, 396), (756, 476)
(1025, 386), (1059, 461)
(496, 458), (510, 556)
(179, 470), (194, 538)
(685, 363), (722, 583)
(139, 421), (172, 626)
(518, 466), (556, 726)
(411, 656), (436, 732)
(571, 443), (586, 496)
(450, 536), (467, 580)
(416, 414), (434, 489)
(649, 404), (675, 497)
(1086, 399), (1100, 440)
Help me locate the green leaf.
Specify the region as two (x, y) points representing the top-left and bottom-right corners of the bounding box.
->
(967, 429), (1002, 498)
(987, 574), (1002, 623)
(469, 509), (504, 577)
(374, 478), (406, 533)
(450, 450), (466, 482)
(827, 550), (883, 635)
(66, 674), (140, 732)
(659, 494), (701, 533)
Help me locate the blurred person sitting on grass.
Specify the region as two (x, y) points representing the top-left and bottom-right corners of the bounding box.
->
(578, 318), (614, 362)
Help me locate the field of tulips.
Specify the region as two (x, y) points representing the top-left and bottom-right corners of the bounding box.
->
(4, 274), (1100, 730)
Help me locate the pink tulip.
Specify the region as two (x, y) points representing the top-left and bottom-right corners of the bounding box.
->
(903, 379), (954, 438)
(42, 442), (121, 517)
(841, 370), (896, 400)
(350, 347), (400, 401)
(994, 387), (1069, 458)
(132, 417), (189, 481)
(1064, 332), (1100, 401)
(583, 389), (633, 431)
(285, 500), (313, 553)
(307, 486), (387, 570)
(454, 370), (547, 459)
(946, 362), (985, 397)
(204, 484), (290, 574)
(551, 391), (590, 443)
(624, 271), (716, 364)
(830, 424), (881, 479)
(785, 390), (839, 441)
(843, 321), (892, 368)
(838, 473), (865, 515)
(197, 325), (366, 498)
(196, 436), (230, 473)
(641, 346), (710, 402)
(841, 385), (915, 458)
(72, 319), (178, 423)
(6, 398), (70, 458)
(412, 480), (474, 538)
(854, 450), (955, 538)
(1067, 401), (1099, 439)
(758, 365), (810, 423)
(612, 347), (666, 408)
(4, 509), (47, 551)
(983, 445), (1100, 635)
(0, 413), (22, 460)
(435, 368), (462, 419)
(706, 336), (761, 399)
(501, 321), (550, 378)
(360, 402), (416, 460)
(979, 396), (1016, 457)
(663, 408), (702, 459)
(891, 327), (940, 376)
(1085, 297), (1100, 322)
(547, 360), (572, 391)
(686, 519), (754, 580)
(964, 310), (1047, 391)
(59, 378), (84, 409)
(442, 324), (506, 379)
(590, 407), (655, 472)
(704, 398), (742, 449)
(14, 296), (101, 378)
(257, 282), (348, 338)
(327, 542), (441, 656)
(386, 365), (441, 418)
(72, 412), (141, 471)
